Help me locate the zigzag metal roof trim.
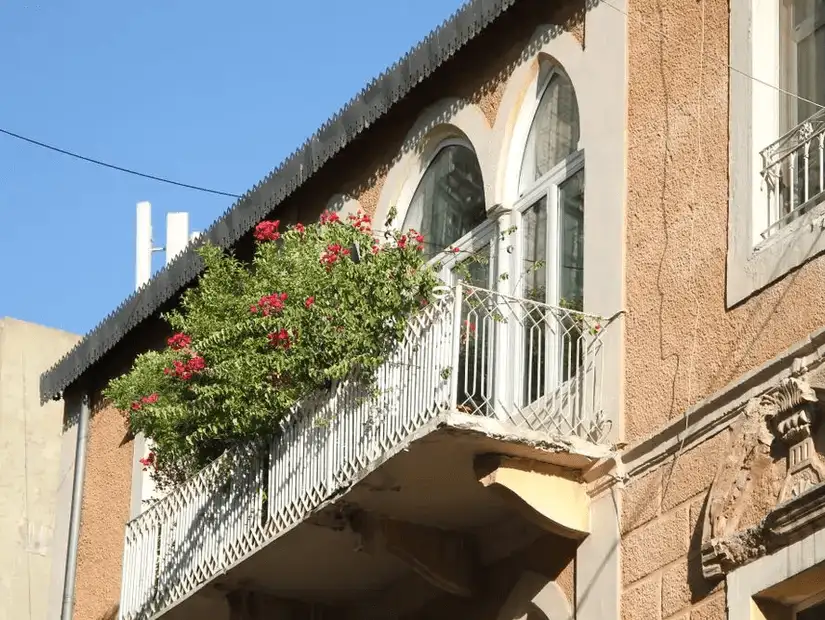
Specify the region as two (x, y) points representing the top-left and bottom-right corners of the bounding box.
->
(40, 0), (519, 403)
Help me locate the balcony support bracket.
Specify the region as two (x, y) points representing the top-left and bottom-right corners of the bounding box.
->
(350, 512), (475, 597)
(476, 455), (590, 540)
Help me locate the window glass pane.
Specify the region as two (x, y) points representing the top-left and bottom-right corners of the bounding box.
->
(559, 169), (585, 312)
(794, 2), (825, 121)
(521, 197), (548, 404)
(522, 197), (548, 303)
(797, 599), (825, 620)
(518, 72), (580, 194)
(403, 144), (486, 259)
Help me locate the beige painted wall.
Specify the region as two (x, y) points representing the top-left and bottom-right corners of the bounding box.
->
(0, 318), (79, 620)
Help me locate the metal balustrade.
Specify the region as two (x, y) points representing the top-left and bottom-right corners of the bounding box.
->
(118, 284), (611, 620)
(760, 108), (825, 239)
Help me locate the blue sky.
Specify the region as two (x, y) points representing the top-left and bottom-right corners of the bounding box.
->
(0, 0), (465, 336)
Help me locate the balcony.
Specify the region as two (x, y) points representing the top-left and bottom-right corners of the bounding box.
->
(118, 284), (614, 620)
(760, 108), (825, 240)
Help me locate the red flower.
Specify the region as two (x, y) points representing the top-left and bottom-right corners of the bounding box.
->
(140, 393), (159, 405)
(267, 328), (292, 349)
(139, 452), (156, 468)
(188, 356), (206, 373)
(320, 243), (349, 270)
(397, 235), (407, 250)
(167, 333), (191, 350)
(320, 210), (340, 225)
(252, 293), (288, 316)
(347, 210), (372, 233)
(131, 402), (142, 412)
(452, 247), (460, 254)
(294, 223), (305, 235)
(305, 296), (315, 309)
(254, 220), (281, 241)
(163, 367), (172, 376)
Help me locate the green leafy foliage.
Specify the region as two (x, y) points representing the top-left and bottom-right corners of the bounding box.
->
(104, 211), (439, 489)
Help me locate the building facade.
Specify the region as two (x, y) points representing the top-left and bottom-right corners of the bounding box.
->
(41, 0), (825, 618)
(0, 318), (79, 620)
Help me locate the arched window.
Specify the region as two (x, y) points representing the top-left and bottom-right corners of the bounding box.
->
(402, 142), (486, 261)
(513, 65), (584, 406)
(518, 71), (581, 195)
(515, 67), (583, 310)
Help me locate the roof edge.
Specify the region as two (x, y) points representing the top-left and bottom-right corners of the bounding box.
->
(40, 0), (519, 403)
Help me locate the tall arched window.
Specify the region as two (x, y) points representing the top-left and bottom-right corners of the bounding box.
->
(513, 65), (584, 406)
(402, 142), (487, 262)
(516, 67), (583, 310)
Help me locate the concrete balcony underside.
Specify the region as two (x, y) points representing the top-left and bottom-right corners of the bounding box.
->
(152, 414), (607, 620)
(119, 288), (613, 620)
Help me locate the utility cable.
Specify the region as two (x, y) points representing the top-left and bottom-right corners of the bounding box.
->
(600, 0), (825, 111)
(0, 127), (242, 198)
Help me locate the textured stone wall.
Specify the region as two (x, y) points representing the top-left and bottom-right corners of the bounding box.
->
(620, 431), (729, 620)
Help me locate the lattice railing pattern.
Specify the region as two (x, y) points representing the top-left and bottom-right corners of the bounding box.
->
(760, 108), (825, 238)
(118, 285), (610, 620)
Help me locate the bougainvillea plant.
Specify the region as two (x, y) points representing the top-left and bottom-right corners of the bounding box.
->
(104, 210), (440, 489)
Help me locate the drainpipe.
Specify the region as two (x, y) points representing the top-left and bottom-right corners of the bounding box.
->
(61, 393), (90, 620)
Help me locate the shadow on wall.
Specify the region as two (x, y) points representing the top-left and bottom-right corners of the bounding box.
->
(99, 605), (118, 620)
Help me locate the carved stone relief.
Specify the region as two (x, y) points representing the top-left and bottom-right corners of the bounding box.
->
(700, 374), (825, 579)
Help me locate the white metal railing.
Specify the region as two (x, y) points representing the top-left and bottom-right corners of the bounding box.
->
(118, 285), (611, 620)
(760, 108), (825, 239)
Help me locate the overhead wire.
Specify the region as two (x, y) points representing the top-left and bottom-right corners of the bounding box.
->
(1, 0), (822, 205)
(0, 127), (241, 198)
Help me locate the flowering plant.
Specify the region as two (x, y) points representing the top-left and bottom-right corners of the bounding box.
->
(104, 211), (439, 488)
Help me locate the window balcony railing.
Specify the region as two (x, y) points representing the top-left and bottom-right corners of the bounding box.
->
(760, 108), (825, 239)
(117, 284), (612, 620)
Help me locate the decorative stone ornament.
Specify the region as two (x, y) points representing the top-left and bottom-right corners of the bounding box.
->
(700, 375), (825, 579)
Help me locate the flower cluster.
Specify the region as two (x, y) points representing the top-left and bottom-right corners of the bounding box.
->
(130, 392), (159, 411)
(139, 451), (156, 469)
(347, 210), (372, 233)
(320, 243), (350, 270)
(167, 333), (191, 350)
(164, 355), (206, 381)
(396, 229), (426, 252)
(254, 220), (281, 242)
(251, 292), (288, 316)
(267, 328), (292, 349)
(319, 210), (340, 225)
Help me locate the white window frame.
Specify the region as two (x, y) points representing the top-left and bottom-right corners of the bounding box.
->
(727, 526), (825, 620)
(513, 151), (585, 307)
(727, 0), (825, 305)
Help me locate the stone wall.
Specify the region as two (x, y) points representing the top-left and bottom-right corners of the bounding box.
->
(620, 431), (728, 620)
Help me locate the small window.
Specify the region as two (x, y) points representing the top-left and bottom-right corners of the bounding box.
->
(402, 143), (486, 260)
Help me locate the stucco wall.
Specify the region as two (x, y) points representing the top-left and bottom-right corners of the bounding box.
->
(72, 401), (133, 620)
(0, 318), (79, 620)
(624, 0), (825, 443)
